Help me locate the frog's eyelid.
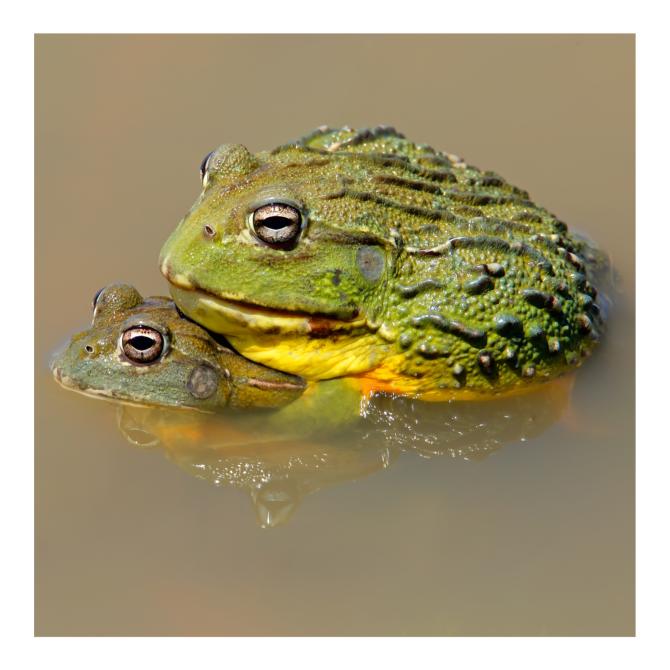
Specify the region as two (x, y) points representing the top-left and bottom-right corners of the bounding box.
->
(199, 150), (214, 186)
(91, 286), (108, 322)
(92, 287), (105, 309)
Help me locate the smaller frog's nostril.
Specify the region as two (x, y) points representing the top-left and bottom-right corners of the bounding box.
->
(203, 224), (216, 239)
(84, 344), (94, 354)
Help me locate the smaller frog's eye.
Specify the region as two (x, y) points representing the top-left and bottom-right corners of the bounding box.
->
(199, 150), (214, 185)
(250, 203), (303, 249)
(121, 326), (165, 365)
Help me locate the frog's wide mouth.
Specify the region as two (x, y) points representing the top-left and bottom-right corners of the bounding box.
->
(169, 284), (368, 337)
(52, 363), (134, 403)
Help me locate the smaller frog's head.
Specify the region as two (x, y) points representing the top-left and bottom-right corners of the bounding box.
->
(51, 284), (306, 412)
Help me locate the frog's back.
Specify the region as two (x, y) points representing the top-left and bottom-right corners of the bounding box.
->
(277, 127), (606, 397)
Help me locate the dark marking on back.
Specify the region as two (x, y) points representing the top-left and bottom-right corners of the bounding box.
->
(475, 262), (505, 277)
(527, 324), (546, 341)
(452, 363), (465, 377)
(463, 275), (494, 295)
(477, 350), (497, 377)
(331, 125), (406, 149)
(493, 314), (524, 338)
(510, 242), (555, 275)
(503, 346), (519, 367)
(325, 188), (457, 223)
(411, 314), (487, 347)
(467, 217), (534, 236)
(442, 189), (533, 208)
(522, 289), (563, 315)
(454, 206), (485, 218)
(417, 343), (450, 359)
(374, 174), (442, 194)
(513, 211), (543, 224)
(548, 338), (561, 353)
(576, 313), (593, 334)
(396, 279), (444, 298)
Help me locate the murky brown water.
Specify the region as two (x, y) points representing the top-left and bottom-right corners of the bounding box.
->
(35, 34), (634, 636)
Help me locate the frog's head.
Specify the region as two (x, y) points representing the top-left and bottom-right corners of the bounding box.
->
(51, 284), (306, 411)
(159, 138), (399, 351)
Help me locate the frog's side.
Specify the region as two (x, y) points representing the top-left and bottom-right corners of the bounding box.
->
(160, 126), (606, 400)
(51, 284), (306, 411)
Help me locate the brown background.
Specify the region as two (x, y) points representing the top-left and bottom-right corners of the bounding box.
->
(36, 35), (634, 636)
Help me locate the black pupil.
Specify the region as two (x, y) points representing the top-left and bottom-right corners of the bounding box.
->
(261, 216), (294, 230)
(129, 335), (157, 351)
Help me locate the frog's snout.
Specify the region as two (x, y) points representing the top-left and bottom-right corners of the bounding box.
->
(49, 344), (67, 384)
(50, 358), (75, 390)
(50, 355), (75, 389)
(50, 336), (97, 390)
(51, 361), (62, 383)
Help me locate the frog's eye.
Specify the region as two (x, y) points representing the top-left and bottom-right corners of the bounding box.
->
(121, 326), (166, 365)
(250, 203), (303, 249)
(199, 150), (214, 186)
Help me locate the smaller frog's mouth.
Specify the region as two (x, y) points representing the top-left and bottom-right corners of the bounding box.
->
(51, 365), (123, 401)
(169, 284), (368, 337)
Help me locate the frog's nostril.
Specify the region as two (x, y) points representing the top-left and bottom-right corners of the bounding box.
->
(84, 344), (94, 354)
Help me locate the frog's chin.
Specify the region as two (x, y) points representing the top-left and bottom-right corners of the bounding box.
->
(168, 285), (367, 338)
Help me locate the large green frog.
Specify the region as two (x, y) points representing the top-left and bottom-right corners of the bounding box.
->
(51, 284), (306, 411)
(160, 126), (606, 400)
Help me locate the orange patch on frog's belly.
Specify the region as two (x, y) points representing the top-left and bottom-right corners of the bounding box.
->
(349, 358), (576, 402)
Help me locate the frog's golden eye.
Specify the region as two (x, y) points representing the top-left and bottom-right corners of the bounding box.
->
(250, 203), (303, 249)
(121, 326), (165, 365)
(199, 150), (214, 186)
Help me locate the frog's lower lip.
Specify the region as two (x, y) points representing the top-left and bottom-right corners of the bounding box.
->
(52, 366), (116, 399)
(169, 284), (366, 335)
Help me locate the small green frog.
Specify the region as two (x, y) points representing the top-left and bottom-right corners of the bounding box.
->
(51, 284), (306, 412)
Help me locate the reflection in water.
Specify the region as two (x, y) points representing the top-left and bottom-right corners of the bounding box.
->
(115, 377), (572, 527)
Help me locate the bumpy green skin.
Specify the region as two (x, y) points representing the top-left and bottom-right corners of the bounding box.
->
(51, 284), (306, 411)
(160, 126), (606, 394)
